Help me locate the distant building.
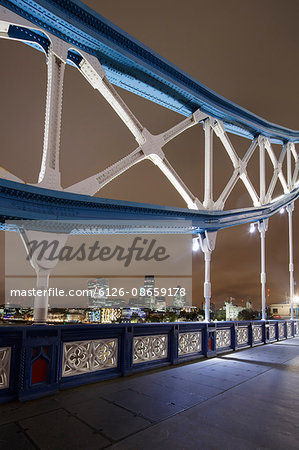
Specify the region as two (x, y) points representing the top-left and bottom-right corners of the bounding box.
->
(155, 296), (166, 311)
(173, 285), (187, 308)
(225, 298), (245, 321)
(121, 307), (146, 321)
(86, 308), (101, 322)
(142, 275), (155, 309)
(128, 297), (146, 308)
(144, 275), (155, 294)
(88, 278), (109, 308)
(101, 308), (122, 323)
(269, 303), (299, 319)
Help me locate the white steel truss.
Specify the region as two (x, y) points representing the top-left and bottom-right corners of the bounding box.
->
(0, 6), (299, 211)
(0, 4), (298, 323)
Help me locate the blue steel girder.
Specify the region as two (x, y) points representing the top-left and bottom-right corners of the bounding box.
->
(0, 179), (298, 234)
(1, 0), (299, 144)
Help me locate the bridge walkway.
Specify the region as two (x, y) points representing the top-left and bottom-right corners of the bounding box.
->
(1, 339), (299, 449)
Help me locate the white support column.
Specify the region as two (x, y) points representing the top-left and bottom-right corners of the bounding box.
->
(33, 269), (50, 322)
(287, 202), (295, 320)
(258, 219), (268, 320)
(203, 119), (214, 209)
(199, 231), (217, 322)
(38, 47), (66, 189)
(20, 230), (68, 323)
(204, 250), (212, 322)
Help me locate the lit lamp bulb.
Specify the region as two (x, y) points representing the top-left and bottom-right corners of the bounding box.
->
(249, 223), (255, 233)
(192, 237), (200, 252)
(280, 207), (285, 214)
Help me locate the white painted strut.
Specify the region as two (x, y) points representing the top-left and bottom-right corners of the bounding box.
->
(203, 118), (214, 209)
(212, 120), (239, 168)
(259, 137), (266, 204)
(65, 147), (146, 195)
(148, 154), (203, 210)
(78, 54), (145, 145)
(38, 45), (67, 189)
(162, 110), (208, 144)
(258, 219), (268, 320)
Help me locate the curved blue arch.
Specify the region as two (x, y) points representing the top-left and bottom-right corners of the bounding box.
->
(1, 0), (298, 144)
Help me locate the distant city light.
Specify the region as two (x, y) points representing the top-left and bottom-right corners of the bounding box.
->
(249, 223), (256, 233)
(192, 237), (200, 252)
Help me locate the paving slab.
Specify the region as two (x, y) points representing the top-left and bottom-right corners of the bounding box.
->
(67, 397), (151, 441)
(0, 397), (61, 426)
(108, 411), (264, 450)
(171, 370), (247, 390)
(129, 379), (206, 409)
(20, 409), (110, 450)
(0, 423), (36, 450)
(101, 388), (184, 422)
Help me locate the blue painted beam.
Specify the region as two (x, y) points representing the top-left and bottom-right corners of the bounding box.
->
(1, 0), (299, 143)
(0, 179), (298, 233)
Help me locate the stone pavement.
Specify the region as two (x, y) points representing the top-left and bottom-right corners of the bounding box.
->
(1, 339), (299, 450)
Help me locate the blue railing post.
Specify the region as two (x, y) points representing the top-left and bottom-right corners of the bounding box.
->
(249, 322), (254, 347)
(120, 325), (133, 376)
(262, 321), (267, 344)
(232, 323), (237, 351)
(205, 323), (216, 357)
(275, 321), (278, 341)
(169, 324), (179, 365)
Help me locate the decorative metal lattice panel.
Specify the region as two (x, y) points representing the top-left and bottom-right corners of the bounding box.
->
(287, 323), (292, 337)
(133, 335), (168, 364)
(269, 325), (276, 340)
(296, 323), (299, 335)
(0, 347), (11, 389)
(253, 326), (263, 342)
(62, 339), (118, 377)
(178, 332), (202, 355)
(237, 327), (249, 345)
(216, 329), (231, 349)
(278, 323), (285, 339)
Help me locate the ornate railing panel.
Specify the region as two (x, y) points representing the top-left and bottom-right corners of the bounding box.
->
(216, 329), (231, 349)
(62, 338), (118, 377)
(253, 325), (263, 343)
(287, 323), (292, 337)
(178, 332), (202, 355)
(133, 335), (168, 364)
(0, 347), (11, 389)
(236, 327), (249, 346)
(269, 324), (276, 340)
(278, 323), (285, 339)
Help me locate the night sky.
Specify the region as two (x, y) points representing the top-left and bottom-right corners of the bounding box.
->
(1, 0), (299, 309)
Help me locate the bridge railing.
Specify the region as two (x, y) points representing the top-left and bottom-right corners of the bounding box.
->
(0, 319), (298, 403)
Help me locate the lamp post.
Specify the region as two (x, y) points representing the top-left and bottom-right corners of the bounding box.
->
(258, 219), (268, 321)
(287, 202), (295, 320)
